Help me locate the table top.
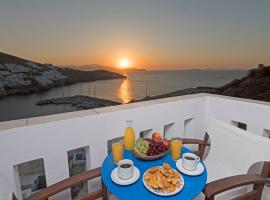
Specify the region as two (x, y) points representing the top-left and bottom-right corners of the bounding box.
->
(101, 147), (207, 200)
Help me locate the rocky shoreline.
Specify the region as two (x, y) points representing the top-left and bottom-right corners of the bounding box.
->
(216, 64), (270, 102)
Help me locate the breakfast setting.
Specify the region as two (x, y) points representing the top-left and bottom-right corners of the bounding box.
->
(101, 121), (207, 200)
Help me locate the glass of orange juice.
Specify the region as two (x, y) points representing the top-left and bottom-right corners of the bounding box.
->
(171, 139), (182, 160)
(112, 142), (123, 164)
(124, 120), (135, 150)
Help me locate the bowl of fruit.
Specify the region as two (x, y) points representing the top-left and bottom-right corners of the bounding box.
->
(133, 133), (170, 160)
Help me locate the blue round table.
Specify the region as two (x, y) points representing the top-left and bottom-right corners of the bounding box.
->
(101, 147), (207, 200)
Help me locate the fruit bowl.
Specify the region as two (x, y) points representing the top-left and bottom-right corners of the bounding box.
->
(133, 147), (170, 161)
(133, 134), (170, 161)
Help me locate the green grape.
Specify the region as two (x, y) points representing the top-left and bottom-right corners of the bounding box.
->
(134, 138), (150, 155)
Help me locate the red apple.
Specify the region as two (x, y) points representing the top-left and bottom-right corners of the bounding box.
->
(163, 138), (169, 147)
(152, 132), (163, 142)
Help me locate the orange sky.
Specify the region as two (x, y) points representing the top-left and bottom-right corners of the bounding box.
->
(0, 1), (270, 70)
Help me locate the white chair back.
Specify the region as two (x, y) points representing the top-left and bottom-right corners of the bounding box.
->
(205, 117), (270, 179)
(203, 118), (270, 200)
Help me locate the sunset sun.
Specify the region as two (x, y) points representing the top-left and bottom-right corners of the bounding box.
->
(117, 58), (131, 69)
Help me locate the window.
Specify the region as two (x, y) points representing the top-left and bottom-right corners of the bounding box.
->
(184, 118), (194, 137)
(163, 123), (175, 139)
(75, 154), (85, 161)
(107, 136), (124, 154)
(231, 120), (247, 130)
(139, 129), (153, 138)
(263, 129), (270, 139)
(238, 122), (247, 130)
(14, 158), (47, 199)
(67, 147), (89, 198)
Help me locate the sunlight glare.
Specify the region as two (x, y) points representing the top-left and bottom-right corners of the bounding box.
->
(118, 79), (133, 103)
(118, 58), (131, 69)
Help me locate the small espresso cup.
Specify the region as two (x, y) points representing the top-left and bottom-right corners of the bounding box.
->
(182, 153), (200, 171)
(117, 159), (134, 180)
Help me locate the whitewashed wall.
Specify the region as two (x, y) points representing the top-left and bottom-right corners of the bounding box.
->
(206, 95), (270, 136)
(1, 94), (270, 200)
(0, 94), (207, 200)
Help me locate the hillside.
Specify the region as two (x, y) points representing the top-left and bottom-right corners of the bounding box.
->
(60, 68), (126, 84)
(0, 52), (125, 96)
(0, 52), (37, 65)
(216, 64), (270, 101)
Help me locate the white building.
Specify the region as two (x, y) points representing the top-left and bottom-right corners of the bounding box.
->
(4, 64), (30, 73)
(34, 70), (63, 86)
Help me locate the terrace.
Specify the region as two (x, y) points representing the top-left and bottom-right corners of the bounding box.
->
(0, 93), (270, 200)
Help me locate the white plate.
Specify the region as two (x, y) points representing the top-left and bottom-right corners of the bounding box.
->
(111, 166), (140, 186)
(142, 166), (184, 196)
(176, 159), (205, 176)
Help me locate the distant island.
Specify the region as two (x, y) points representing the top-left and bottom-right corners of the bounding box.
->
(0, 52), (126, 97)
(68, 64), (147, 73)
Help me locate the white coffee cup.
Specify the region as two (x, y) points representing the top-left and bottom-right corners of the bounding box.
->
(117, 159), (134, 180)
(182, 153), (200, 171)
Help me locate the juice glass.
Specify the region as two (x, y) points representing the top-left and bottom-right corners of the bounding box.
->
(112, 142), (123, 164)
(171, 139), (182, 160)
(124, 120), (135, 150)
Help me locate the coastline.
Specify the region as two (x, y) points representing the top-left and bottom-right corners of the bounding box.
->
(35, 65), (270, 109)
(0, 51), (126, 97)
(0, 68), (250, 122)
(0, 70), (126, 97)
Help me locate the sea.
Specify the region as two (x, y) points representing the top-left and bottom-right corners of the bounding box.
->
(0, 70), (247, 122)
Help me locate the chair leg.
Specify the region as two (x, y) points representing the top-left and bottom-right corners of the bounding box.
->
(198, 144), (204, 159)
(253, 184), (264, 200)
(102, 179), (108, 200)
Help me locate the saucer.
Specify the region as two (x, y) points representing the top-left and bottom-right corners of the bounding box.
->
(111, 166), (140, 185)
(176, 159), (204, 176)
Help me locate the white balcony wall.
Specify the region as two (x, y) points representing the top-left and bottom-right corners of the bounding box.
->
(207, 95), (270, 136)
(0, 94), (207, 200)
(1, 94), (270, 200)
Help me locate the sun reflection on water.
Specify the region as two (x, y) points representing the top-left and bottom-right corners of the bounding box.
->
(118, 79), (133, 104)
